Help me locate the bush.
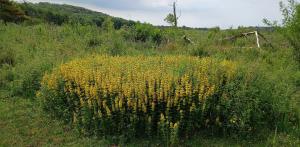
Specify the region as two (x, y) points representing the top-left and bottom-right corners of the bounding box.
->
(134, 23), (163, 44)
(37, 55), (298, 143)
(0, 64), (14, 88)
(0, 48), (15, 67)
(15, 61), (53, 98)
(285, 4), (300, 63)
(0, 0), (28, 24)
(38, 56), (235, 140)
(269, 1), (300, 63)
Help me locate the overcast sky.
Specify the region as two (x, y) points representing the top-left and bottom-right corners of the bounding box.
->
(19, 0), (288, 28)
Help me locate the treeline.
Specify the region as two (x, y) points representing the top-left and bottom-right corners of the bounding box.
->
(1, 1), (136, 29)
(20, 2), (136, 29)
(0, 0), (28, 23)
(1, 1), (168, 44)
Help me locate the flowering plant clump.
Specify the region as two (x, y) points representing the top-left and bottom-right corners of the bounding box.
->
(38, 55), (238, 141)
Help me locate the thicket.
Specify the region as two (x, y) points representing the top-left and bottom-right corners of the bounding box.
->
(37, 55), (299, 144)
(0, 0), (28, 23)
(126, 23), (164, 44)
(284, 4), (300, 63)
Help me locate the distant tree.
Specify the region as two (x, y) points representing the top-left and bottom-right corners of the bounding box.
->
(133, 23), (163, 44)
(92, 17), (104, 27)
(164, 1), (179, 27)
(164, 13), (176, 26)
(113, 18), (124, 29)
(45, 11), (68, 25)
(283, 1), (300, 63)
(267, 0), (300, 63)
(0, 0), (28, 24)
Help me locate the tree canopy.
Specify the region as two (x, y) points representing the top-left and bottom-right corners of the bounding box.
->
(0, 0), (28, 23)
(164, 13), (176, 26)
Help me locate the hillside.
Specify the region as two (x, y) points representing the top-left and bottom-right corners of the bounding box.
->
(19, 2), (136, 28)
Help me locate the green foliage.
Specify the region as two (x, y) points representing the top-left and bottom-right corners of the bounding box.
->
(20, 62), (53, 97)
(18, 2), (135, 28)
(164, 13), (176, 26)
(0, 2), (299, 145)
(284, 4), (300, 63)
(133, 23), (163, 44)
(0, 0), (28, 23)
(0, 64), (14, 88)
(265, 0), (300, 63)
(37, 53), (299, 144)
(0, 47), (15, 67)
(1, 98), (299, 146)
(102, 17), (114, 32)
(38, 56), (237, 143)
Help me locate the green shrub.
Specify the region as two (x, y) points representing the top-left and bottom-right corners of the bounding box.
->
(16, 61), (53, 98)
(285, 4), (300, 63)
(0, 48), (15, 67)
(134, 23), (163, 44)
(0, 64), (14, 88)
(38, 55), (298, 143)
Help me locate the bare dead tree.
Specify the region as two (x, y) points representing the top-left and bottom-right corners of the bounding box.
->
(173, 1), (177, 27)
(165, 1), (180, 27)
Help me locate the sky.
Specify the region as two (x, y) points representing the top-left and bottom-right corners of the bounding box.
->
(18, 0), (286, 28)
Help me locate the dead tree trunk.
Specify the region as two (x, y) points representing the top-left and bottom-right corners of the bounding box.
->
(173, 2), (178, 27)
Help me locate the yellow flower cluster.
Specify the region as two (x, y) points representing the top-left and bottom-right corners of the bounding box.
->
(40, 55), (236, 135)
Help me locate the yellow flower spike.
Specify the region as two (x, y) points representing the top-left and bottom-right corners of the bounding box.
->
(160, 113), (165, 122)
(148, 116), (152, 124)
(118, 97), (123, 110)
(138, 99), (143, 110)
(127, 99), (132, 108)
(79, 97), (84, 108)
(170, 122), (174, 128)
(87, 99), (92, 108)
(151, 102), (155, 112)
(167, 99), (171, 110)
(190, 102), (196, 112)
(105, 106), (111, 117)
(84, 84), (90, 97)
(39, 55), (238, 136)
(142, 104), (147, 113)
(144, 95), (148, 105)
(174, 122), (179, 129)
(114, 97), (119, 111)
(159, 88), (164, 102)
(179, 87), (185, 98)
(73, 112), (77, 123)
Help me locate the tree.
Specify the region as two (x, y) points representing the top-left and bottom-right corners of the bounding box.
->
(0, 0), (28, 24)
(263, 0), (300, 63)
(164, 13), (176, 26)
(164, 1), (179, 27)
(279, 0), (300, 63)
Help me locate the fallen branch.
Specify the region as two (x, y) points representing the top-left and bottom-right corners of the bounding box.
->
(222, 31), (274, 49)
(182, 35), (194, 44)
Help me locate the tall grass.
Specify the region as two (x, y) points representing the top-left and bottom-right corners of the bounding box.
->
(0, 20), (299, 144)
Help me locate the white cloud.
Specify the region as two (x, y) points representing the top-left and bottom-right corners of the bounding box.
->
(17, 0), (286, 28)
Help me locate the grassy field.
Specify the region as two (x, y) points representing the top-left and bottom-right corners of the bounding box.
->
(0, 23), (299, 146)
(0, 24), (299, 146)
(1, 96), (299, 146)
(1, 1), (300, 146)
